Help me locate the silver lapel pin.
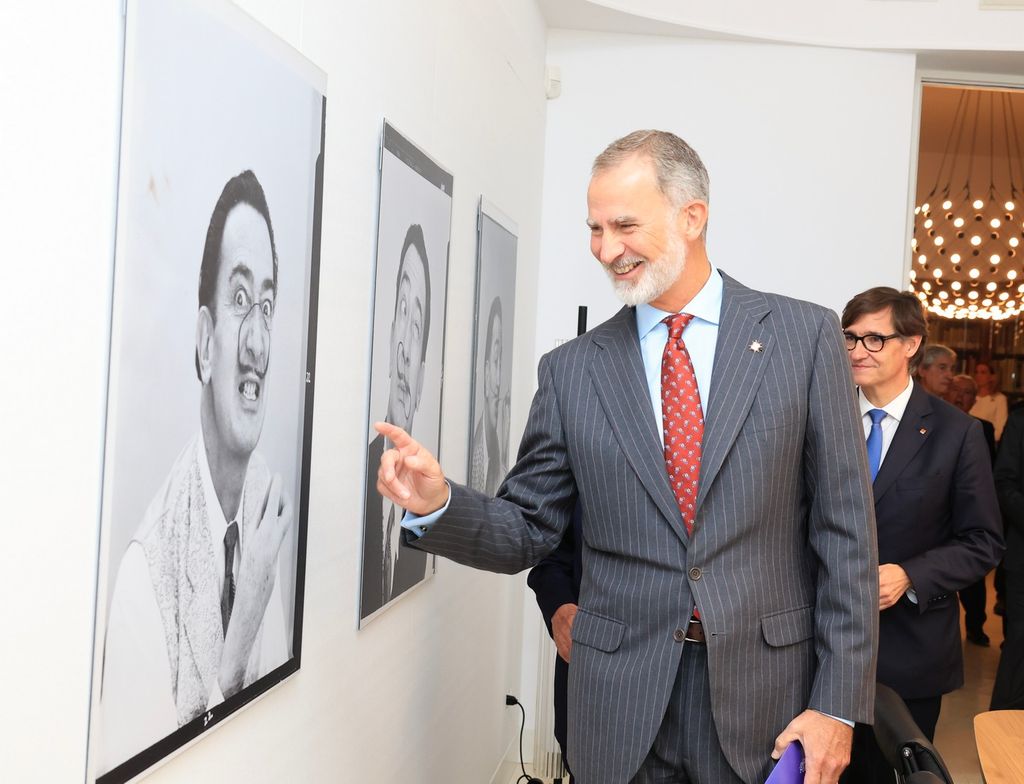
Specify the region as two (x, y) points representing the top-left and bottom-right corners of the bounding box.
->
(919, 428), (928, 435)
(749, 340), (763, 353)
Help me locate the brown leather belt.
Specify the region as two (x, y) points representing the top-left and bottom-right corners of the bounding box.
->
(685, 619), (706, 644)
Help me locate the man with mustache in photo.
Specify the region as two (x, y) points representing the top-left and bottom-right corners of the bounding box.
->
(360, 224), (432, 620)
(99, 170), (292, 772)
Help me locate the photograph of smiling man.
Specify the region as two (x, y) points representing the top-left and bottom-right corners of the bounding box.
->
(359, 123), (452, 625)
(88, 1), (324, 781)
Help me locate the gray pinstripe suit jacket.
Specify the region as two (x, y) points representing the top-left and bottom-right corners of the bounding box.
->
(413, 272), (878, 783)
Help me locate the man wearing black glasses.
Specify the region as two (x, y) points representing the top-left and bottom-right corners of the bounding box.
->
(839, 286), (1003, 782)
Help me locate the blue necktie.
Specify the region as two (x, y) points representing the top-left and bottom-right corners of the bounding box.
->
(866, 409), (887, 481)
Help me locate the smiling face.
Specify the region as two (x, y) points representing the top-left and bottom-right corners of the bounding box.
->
(197, 203), (276, 459)
(387, 244), (427, 433)
(846, 307), (921, 406)
(586, 155), (690, 310)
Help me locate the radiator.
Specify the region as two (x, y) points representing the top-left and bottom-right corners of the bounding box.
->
(531, 614), (568, 780)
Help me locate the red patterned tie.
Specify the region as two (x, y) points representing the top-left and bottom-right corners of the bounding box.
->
(661, 313), (704, 539)
(662, 314), (704, 620)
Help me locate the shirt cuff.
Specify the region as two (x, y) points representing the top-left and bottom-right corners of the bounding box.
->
(906, 588), (918, 605)
(819, 711), (854, 728)
(400, 482), (451, 538)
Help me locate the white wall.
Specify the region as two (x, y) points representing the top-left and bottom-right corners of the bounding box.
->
(535, 31), (919, 363)
(2, 0), (548, 781)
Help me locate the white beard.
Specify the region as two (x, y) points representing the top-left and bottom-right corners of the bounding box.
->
(605, 237), (687, 307)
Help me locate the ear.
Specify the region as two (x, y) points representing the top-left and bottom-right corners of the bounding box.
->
(675, 200), (709, 242)
(904, 335), (923, 359)
(196, 307), (214, 385)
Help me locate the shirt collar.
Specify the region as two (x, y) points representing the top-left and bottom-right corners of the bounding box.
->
(636, 264), (723, 341)
(858, 377), (914, 423)
(197, 427), (242, 548)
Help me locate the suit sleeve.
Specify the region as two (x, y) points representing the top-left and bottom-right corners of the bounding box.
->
(802, 309), (879, 724)
(996, 410), (1024, 539)
(900, 418), (1004, 608)
(407, 353), (576, 574)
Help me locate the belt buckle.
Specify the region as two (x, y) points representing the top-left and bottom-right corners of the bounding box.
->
(684, 618), (704, 644)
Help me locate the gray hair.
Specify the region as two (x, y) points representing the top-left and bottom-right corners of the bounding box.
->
(919, 343), (956, 369)
(593, 130), (710, 210)
(951, 373), (977, 393)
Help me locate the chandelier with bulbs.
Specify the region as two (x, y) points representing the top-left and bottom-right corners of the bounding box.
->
(910, 87), (1024, 320)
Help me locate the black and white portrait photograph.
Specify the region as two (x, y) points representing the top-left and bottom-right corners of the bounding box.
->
(467, 201), (518, 496)
(358, 123), (452, 626)
(88, 0), (325, 781)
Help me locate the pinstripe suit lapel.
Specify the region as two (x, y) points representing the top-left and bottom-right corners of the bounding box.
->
(872, 383), (932, 504)
(696, 273), (774, 512)
(590, 306), (685, 538)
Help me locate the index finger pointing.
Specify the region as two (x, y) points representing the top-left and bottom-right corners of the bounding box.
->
(374, 421), (414, 448)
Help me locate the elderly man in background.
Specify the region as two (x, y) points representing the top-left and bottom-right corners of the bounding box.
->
(915, 343), (956, 398)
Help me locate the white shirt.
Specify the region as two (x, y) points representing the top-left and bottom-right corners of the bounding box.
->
(857, 377), (915, 466)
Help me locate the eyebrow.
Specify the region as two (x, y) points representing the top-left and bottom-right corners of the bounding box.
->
(228, 263), (275, 296)
(586, 215), (639, 228)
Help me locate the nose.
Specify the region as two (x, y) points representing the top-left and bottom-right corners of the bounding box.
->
(239, 306), (270, 373)
(848, 341), (869, 362)
(592, 232), (624, 266)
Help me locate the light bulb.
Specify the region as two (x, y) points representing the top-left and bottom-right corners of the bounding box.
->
(942, 200), (953, 210)
(954, 217), (965, 228)
(933, 268), (942, 278)
(955, 297), (965, 306)
(1011, 238), (1020, 248)
(1009, 270), (1018, 281)
(917, 292), (927, 301)
(969, 268), (981, 278)
(951, 253), (961, 263)
(969, 290), (979, 300)
(934, 236), (944, 246)
(909, 269), (917, 280)
(973, 199), (984, 210)
(992, 218), (1002, 229)
(923, 203), (931, 213)
(1007, 201), (1015, 211)
(951, 281), (962, 291)
(924, 218), (934, 229)
(918, 254), (927, 264)
(939, 290), (949, 300)
(984, 298), (993, 306)
(1001, 291), (1010, 300)
(923, 281), (932, 291)
(992, 254), (1002, 264)
(971, 235), (982, 246)
(987, 282), (998, 292)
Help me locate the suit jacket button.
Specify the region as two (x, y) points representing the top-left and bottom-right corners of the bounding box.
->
(673, 628), (686, 642)
(689, 567), (702, 580)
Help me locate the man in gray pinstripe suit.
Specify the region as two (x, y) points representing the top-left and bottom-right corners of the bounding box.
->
(376, 131), (878, 783)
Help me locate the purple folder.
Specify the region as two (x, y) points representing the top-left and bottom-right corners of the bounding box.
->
(765, 741), (804, 784)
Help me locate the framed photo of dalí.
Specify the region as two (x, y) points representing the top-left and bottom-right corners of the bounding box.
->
(467, 200), (518, 497)
(358, 122), (452, 627)
(86, 0), (325, 781)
